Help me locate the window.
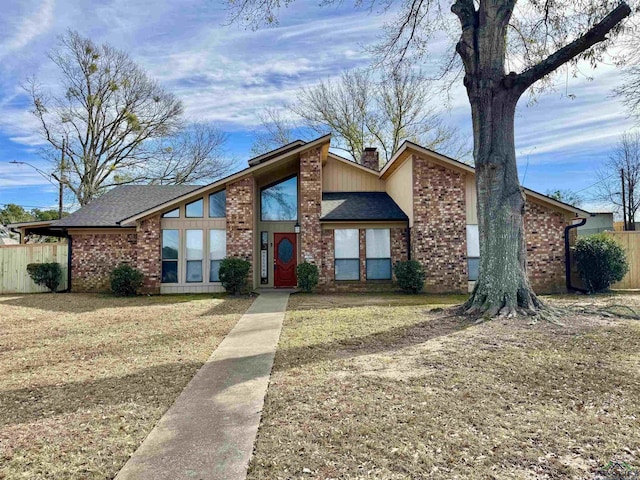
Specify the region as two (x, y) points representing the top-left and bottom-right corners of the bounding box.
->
(467, 225), (480, 281)
(186, 230), (203, 282)
(334, 229), (359, 280)
(162, 230), (179, 283)
(186, 198), (203, 218)
(209, 190), (226, 218)
(162, 208), (179, 218)
(366, 229), (391, 280)
(261, 176), (297, 221)
(209, 230), (226, 282)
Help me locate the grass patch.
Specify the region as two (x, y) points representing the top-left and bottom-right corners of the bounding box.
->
(0, 293), (252, 480)
(249, 293), (640, 479)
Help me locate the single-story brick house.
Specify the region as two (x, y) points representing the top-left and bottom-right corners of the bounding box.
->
(14, 134), (591, 294)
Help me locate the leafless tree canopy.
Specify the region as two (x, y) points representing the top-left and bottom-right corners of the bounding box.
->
(27, 31), (231, 205)
(252, 67), (470, 165)
(545, 189), (584, 207)
(597, 130), (640, 228)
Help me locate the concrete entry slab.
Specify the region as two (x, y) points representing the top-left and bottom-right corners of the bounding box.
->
(115, 292), (290, 480)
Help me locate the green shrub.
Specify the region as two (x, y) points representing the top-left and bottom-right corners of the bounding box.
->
(575, 233), (628, 293)
(219, 257), (251, 295)
(110, 263), (144, 296)
(26, 262), (62, 292)
(394, 260), (426, 294)
(296, 262), (319, 292)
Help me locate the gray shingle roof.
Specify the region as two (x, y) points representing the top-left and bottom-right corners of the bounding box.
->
(52, 185), (200, 227)
(321, 192), (408, 222)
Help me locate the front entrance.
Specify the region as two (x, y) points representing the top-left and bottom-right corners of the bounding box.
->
(274, 233), (297, 287)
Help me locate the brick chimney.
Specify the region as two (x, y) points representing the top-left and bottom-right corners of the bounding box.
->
(361, 147), (379, 171)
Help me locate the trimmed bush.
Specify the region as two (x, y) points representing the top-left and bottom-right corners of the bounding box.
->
(26, 262), (62, 292)
(110, 263), (144, 296)
(394, 260), (426, 294)
(219, 257), (251, 295)
(296, 262), (319, 293)
(575, 233), (628, 293)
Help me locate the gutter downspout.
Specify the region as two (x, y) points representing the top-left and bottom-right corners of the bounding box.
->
(565, 218), (587, 293)
(406, 219), (411, 261)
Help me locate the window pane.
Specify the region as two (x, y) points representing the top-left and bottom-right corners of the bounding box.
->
(467, 225), (480, 257)
(366, 229), (390, 259)
(162, 261), (178, 283)
(261, 176), (298, 221)
(335, 259), (359, 280)
(209, 230), (226, 260)
(186, 260), (203, 282)
(162, 230), (179, 260)
(335, 229), (359, 258)
(186, 198), (203, 218)
(209, 190), (226, 217)
(367, 259), (391, 280)
(468, 258), (480, 281)
(186, 230), (203, 260)
(210, 260), (221, 282)
(162, 208), (179, 218)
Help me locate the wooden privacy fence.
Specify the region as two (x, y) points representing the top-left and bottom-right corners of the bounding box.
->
(0, 243), (68, 294)
(605, 231), (640, 290)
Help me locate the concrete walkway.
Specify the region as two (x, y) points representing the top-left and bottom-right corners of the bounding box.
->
(115, 292), (290, 480)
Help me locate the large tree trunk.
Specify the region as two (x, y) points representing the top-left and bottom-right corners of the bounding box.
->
(464, 84), (541, 317)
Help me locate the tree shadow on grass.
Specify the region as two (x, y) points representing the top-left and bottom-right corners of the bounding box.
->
(0, 293), (233, 314)
(275, 312), (473, 371)
(288, 293), (469, 313)
(1, 361), (203, 427)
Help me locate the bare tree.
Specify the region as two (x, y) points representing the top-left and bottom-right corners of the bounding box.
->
(227, 0), (634, 317)
(545, 189), (584, 207)
(250, 107), (300, 157)
(27, 31), (230, 205)
(291, 67), (468, 165)
(150, 123), (233, 185)
(597, 130), (640, 230)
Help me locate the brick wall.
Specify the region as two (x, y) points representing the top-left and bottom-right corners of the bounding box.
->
(317, 226), (409, 292)
(411, 155), (467, 293)
(136, 215), (161, 294)
(71, 232), (137, 292)
(226, 179), (254, 280)
(525, 201), (568, 293)
(300, 146), (323, 265)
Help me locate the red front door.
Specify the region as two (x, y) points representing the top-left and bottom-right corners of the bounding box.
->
(274, 233), (297, 288)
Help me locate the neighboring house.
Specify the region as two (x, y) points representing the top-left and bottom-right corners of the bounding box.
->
(12, 135), (591, 294)
(577, 212), (614, 237)
(0, 225), (18, 245)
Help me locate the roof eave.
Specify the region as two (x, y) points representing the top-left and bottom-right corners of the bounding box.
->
(119, 134), (332, 226)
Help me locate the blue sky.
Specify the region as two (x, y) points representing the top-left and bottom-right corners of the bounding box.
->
(0, 0), (635, 213)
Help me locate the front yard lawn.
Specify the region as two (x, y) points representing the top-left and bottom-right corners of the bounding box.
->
(249, 293), (640, 480)
(0, 293), (252, 480)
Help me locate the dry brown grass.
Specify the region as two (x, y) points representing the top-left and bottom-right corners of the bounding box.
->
(0, 293), (252, 480)
(249, 293), (640, 480)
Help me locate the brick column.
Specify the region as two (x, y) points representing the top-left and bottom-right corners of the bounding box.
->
(320, 229), (334, 286)
(412, 155), (467, 293)
(525, 201), (567, 293)
(390, 227), (409, 279)
(300, 146), (323, 265)
(226, 179), (254, 278)
(136, 215), (161, 294)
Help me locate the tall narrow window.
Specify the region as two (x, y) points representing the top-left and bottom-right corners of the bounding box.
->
(467, 225), (480, 281)
(366, 229), (391, 280)
(186, 230), (203, 282)
(209, 230), (226, 282)
(334, 229), (359, 280)
(261, 176), (298, 221)
(186, 198), (203, 218)
(162, 230), (179, 283)
(209, 190), (226, 218)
